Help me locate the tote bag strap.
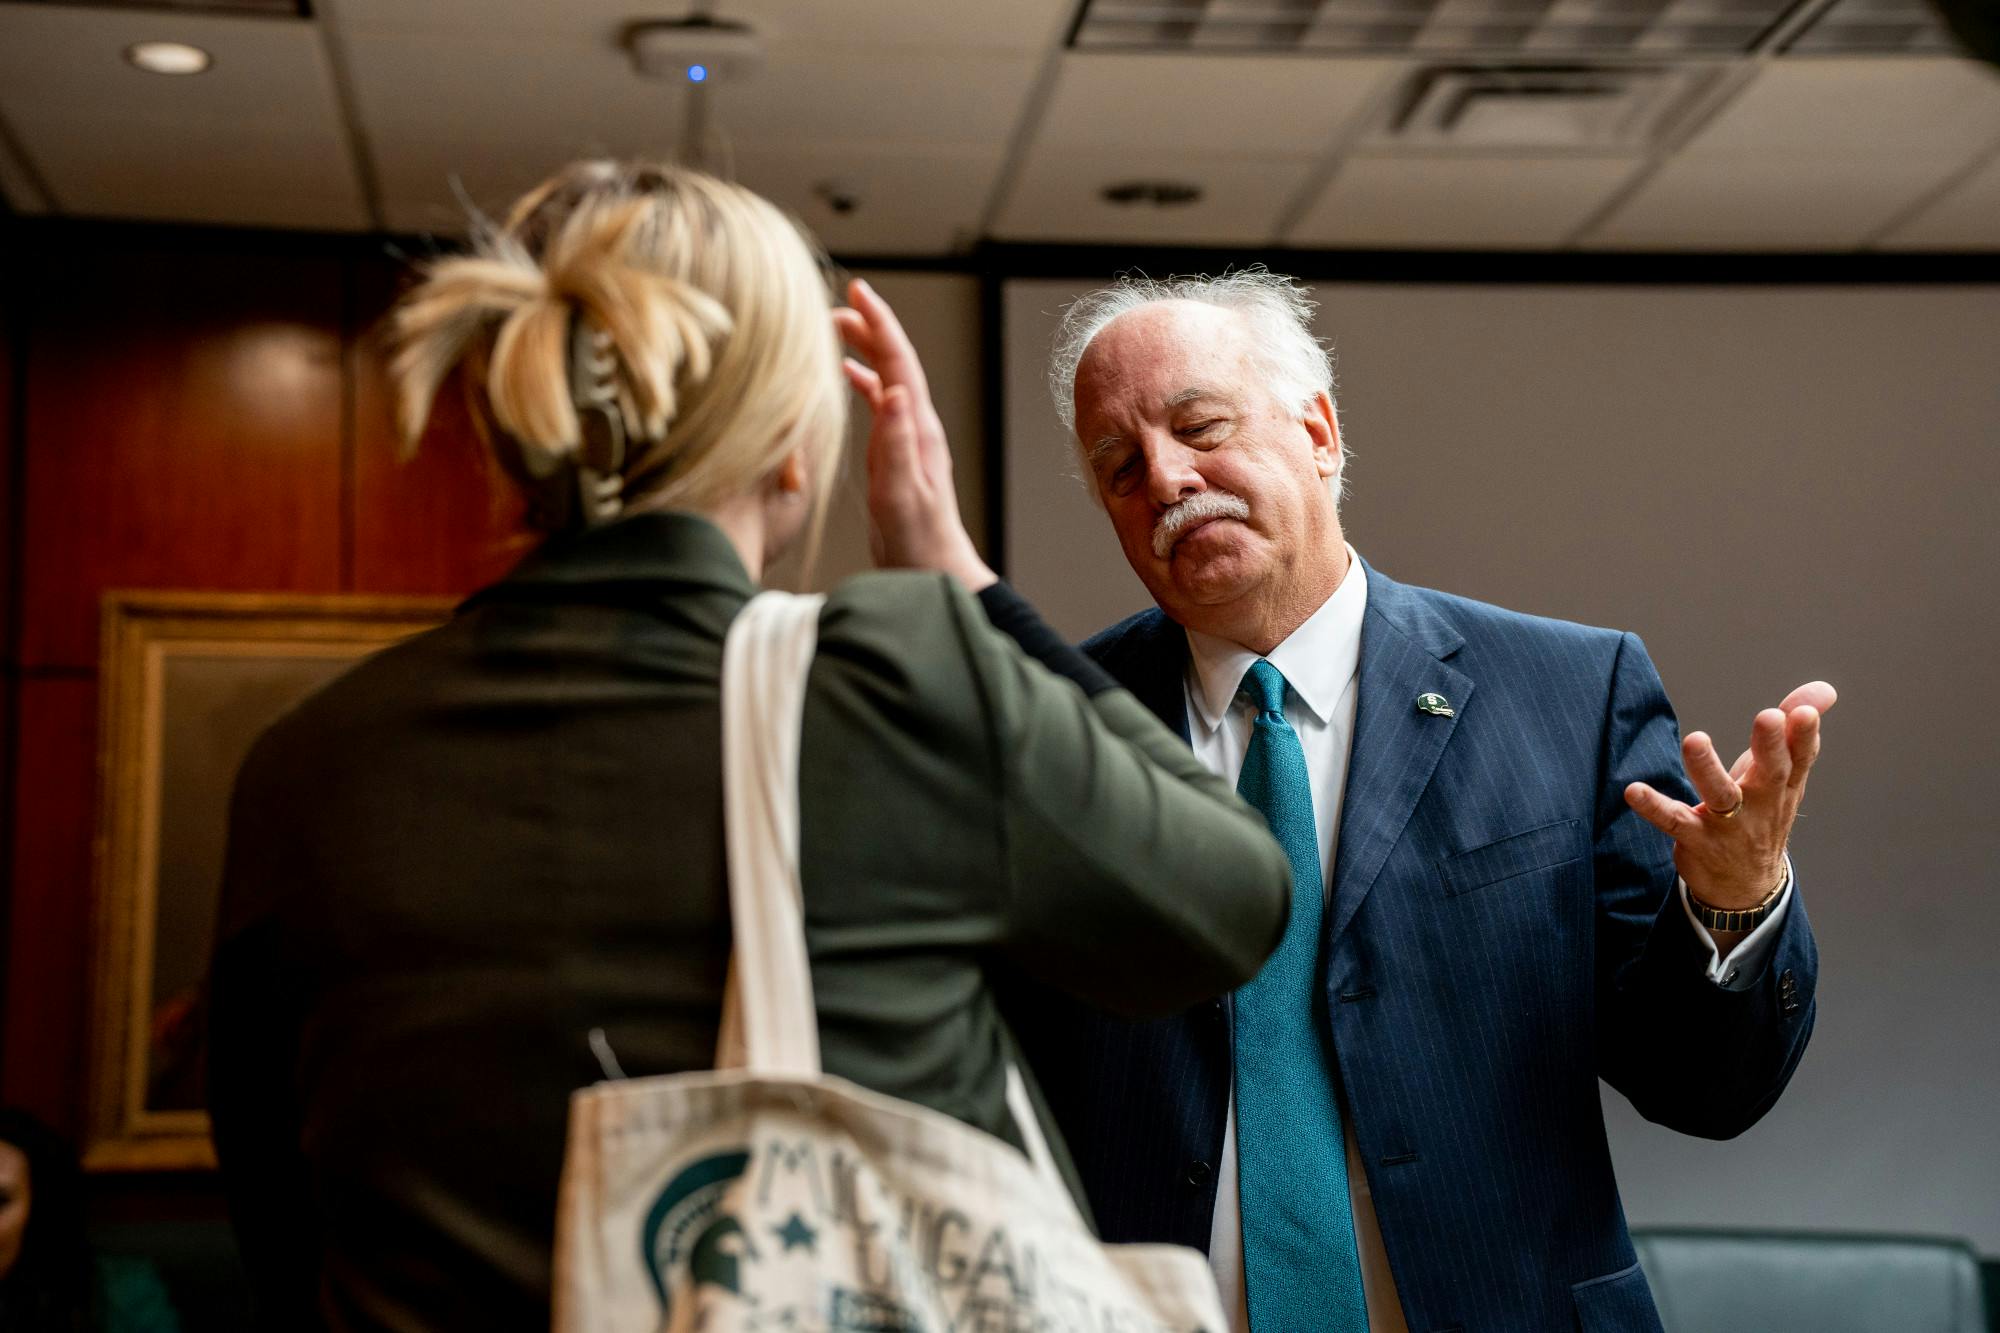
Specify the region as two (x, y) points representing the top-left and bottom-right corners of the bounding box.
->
(717, 588), (1075, 1206)
(718, 589), (827, 1080)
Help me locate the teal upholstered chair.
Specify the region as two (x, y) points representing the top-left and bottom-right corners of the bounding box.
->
(1633, 1229), (1991, 1333)
(90, 1217), (251, 1332)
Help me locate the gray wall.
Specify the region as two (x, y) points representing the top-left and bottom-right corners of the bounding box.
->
(1004, 276), (2000, 1252)
(766, 270), (984, 592)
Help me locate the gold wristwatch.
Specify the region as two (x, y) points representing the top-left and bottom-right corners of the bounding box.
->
(1687, 877), (1787, 933)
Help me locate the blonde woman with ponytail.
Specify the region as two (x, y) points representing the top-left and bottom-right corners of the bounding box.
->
(207, 160), (1289, 1332)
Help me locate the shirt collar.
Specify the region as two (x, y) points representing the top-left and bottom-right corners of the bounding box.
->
(1185, 547), (1368, 736)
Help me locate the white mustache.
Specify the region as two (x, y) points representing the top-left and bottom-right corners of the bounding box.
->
(1151, 491), (1251, 559)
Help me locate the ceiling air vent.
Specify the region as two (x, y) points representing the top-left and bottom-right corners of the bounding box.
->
(1071, 0), (1799, 57)
(1784, 0), (1960, 53)
(1368, 63), (1718, 150)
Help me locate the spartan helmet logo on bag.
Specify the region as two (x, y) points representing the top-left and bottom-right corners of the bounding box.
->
(633, 1127), (1216, 1333)
(641, 1149), (757, 1320)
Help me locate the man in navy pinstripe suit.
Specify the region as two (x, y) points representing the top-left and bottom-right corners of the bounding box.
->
(1003, 272), (1831, 1333)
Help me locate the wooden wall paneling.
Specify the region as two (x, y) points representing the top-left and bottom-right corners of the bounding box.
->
(1, 675), (99, 1128)
(2, 262), (19, 644)
(347, 255), (530, 597)
(0, 665), (14, 1075)
(16, 243), (348, 670)
(2, 245), (24, 1077)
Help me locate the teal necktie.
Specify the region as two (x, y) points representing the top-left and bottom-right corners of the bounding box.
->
(1232, 659), (1368, 1331)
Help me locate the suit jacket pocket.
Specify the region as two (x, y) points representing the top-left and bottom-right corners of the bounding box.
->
(1440, 819), (1584, 898)
(1571, 1259), (1664, 1332)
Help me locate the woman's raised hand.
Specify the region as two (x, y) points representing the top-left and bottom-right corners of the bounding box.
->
(834, 279), (996, 592)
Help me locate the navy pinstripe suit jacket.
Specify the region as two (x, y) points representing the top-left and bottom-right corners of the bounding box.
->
(1006, 563), (1818, 1333)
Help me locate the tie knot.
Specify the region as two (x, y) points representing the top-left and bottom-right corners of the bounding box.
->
(1241, 659), (1289, 717)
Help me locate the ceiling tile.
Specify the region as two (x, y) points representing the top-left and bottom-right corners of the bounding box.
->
(0, 126), (53, 214)
(1029, 53), (1408, 156)
(342, 30), (691, 152)
(319, 0), (616, 38)
(1679, 58), (2000, 160)
(376, 136), (1003, 257)
(352, 25), (1039, 245)
(1288, 154), (1642, 247)
(0, 5), (365, 227)
(993, 151), (1309, 244)
(324, 0), (1072, 50)
(1877, 151), (2000, 249)
(1585, 154), (1972, 248)
(730, 145), (1006, 255)
(344, 31), (1034, 153)
(1582, 57), (2000, 249)
(43, 123), (370, 229)
(0, 6), (335, 127)
(709, 47), (1040, 147)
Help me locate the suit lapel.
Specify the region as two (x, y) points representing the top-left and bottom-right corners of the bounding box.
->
(1328, 567), (1472, 945)
(1086, 609), (1192, 743)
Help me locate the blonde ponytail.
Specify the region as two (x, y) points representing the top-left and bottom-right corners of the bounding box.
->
(390, 160), (846, 539)
(536, 200), (733, 448)
(389, 247), (546, 453)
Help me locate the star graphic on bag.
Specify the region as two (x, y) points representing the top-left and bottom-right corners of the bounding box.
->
(772, 1212), (818, 1254)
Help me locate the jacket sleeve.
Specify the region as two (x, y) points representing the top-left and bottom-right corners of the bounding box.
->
(1592, 631), (1819, 1139)
(946, 580), (1292, 1019)
(206, 730), (330, 1331)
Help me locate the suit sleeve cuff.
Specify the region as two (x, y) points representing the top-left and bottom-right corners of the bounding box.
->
(976, 580), (1119, 697)
(1680, 851), (1795, 991)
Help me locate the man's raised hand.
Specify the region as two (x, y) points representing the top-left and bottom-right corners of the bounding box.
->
(1624, 681), (1837, 910)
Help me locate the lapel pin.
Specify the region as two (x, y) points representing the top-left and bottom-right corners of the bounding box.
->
(1416, 692), (1455, 718)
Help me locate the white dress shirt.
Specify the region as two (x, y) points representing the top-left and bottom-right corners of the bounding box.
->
(1183, 550), (1793, 1333)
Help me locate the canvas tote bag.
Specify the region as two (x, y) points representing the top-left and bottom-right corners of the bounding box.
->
(553, 589), (1228, 1333)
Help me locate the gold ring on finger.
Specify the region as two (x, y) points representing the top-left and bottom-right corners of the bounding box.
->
(1706, 799), (1742, 819)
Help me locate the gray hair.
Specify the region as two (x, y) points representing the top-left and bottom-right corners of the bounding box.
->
(1047, 268), (1348, 500)
(1049, 267), (1338, 428)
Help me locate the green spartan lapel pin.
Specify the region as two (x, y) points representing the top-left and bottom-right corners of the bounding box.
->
(1416, 692), (1455, 718)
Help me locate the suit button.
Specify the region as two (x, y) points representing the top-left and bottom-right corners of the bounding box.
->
(1186, 1160), (1212, 1186)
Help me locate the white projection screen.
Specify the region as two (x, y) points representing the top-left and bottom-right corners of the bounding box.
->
(1002, 275), (2000, 1253)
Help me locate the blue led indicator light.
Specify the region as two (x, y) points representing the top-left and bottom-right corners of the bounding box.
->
(687, 64), (708, 82)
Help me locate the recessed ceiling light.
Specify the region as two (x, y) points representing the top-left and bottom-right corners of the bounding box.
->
(125, 42), (213, 76)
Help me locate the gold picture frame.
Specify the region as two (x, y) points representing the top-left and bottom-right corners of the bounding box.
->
(84, 591), (452, 1171)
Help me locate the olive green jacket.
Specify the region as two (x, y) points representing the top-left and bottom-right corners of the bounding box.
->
(208, 511), (1289, 1332)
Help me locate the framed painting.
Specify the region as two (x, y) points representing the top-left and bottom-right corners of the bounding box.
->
(83, 591), (452, 1171)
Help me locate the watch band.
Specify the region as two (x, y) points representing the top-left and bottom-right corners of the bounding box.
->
(1687, 876), (1787, 933)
